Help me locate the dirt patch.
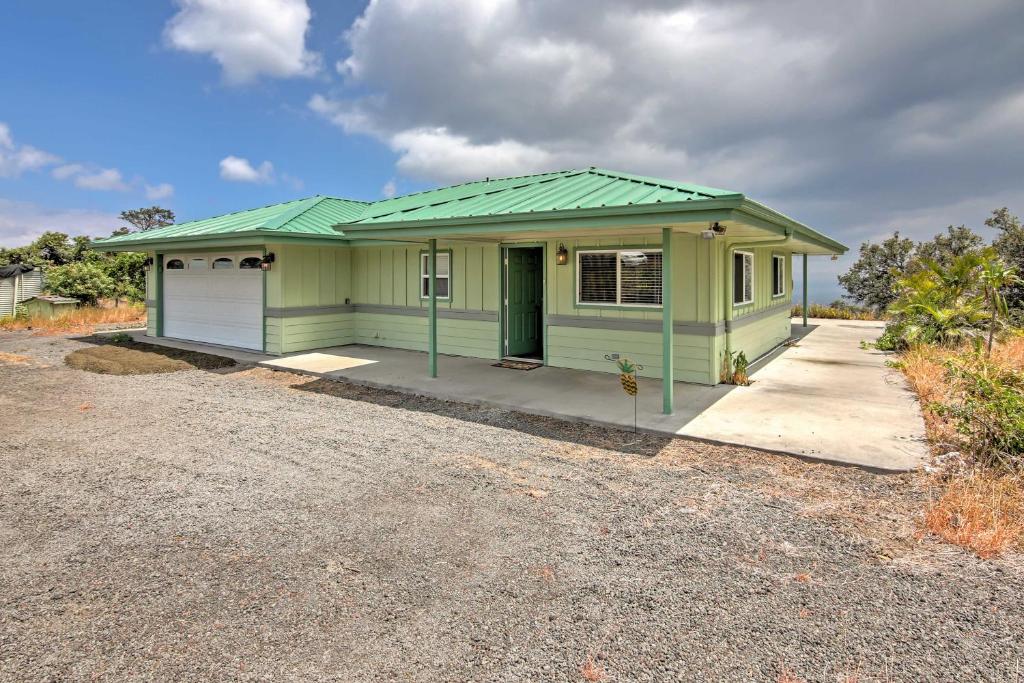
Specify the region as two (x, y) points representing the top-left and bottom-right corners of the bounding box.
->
(0, 351), (32, 364)
(65, 340), (236, 375)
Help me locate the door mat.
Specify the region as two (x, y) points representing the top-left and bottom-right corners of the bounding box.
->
(492, 359), (543, 370)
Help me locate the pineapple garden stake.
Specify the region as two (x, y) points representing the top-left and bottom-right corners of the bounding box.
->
(605, 354), (644, 433)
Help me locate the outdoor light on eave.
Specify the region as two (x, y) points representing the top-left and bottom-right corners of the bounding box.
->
(260, 253), (276, 271)
(700, 222), (727, 239)
(142, 256), (154, 272)
(556, 242), (569, 265)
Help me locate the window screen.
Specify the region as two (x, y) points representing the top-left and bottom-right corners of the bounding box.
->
(420, 252), (450, 299)
(733, 252), (753, 305)
(577, 249), (662, 307)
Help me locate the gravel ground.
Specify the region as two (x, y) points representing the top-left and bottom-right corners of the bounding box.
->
(1, 332), (1022, 682)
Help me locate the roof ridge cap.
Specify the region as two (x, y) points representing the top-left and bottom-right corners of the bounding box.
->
(261, 195), (328, 231)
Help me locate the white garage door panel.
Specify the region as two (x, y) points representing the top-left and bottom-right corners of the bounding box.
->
(164, 256), (263, 350)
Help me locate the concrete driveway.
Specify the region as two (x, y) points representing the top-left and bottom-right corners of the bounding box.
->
(122, 318), (928, 471)
(675, 319), (928, 471)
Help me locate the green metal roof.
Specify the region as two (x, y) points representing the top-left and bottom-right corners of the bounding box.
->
(90, 168), (846, 253)
(348, 168), (739, 225)
(94, 195), (368, 247)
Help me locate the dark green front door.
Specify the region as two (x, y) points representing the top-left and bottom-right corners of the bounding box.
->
(505, 247), (543, 358)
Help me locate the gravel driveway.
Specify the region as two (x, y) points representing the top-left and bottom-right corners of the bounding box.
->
(1, 332), (1022, 682)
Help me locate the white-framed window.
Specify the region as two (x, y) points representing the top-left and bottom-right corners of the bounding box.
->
(239, 256), (262, 270)
(772, 254), (786, 297)
(188, 257), (208, 270)
(420, 251), (450, 300)
(733, 251), (754, 306)
(165, 258), (184, 270)
(212, 257), (234, 270)
(576, 248), (663, 307)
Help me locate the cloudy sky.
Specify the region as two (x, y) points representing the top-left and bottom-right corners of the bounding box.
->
(2, 0), (1023, 301)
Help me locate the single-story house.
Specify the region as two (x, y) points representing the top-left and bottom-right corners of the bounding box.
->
(94, 168), (847, 413)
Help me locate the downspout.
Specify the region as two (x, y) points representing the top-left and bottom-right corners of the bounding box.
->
(721, 229), (793, 373)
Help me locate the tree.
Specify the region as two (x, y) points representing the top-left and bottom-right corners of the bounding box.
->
(104, 252), (147, 304)
(118, 206), (175, 232)
(913, 225), (984, 270)
(838, 232), (915, 313)
(979, 249), (1020, 355)
(988, 208), (1024, 319)
(44, 262), (114, 306)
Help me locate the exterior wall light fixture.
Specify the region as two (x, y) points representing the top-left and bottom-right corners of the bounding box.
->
(260, 253), (276, 271)
(556, 242), (569, 265)
(711, 222), (727, 235)
(142, 256), (154, 272)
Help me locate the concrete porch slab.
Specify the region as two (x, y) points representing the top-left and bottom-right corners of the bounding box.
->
(116, 319), (929, 472)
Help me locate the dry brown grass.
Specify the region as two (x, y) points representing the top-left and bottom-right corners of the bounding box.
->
(0, 305), (146, 335)
(922, 472), (1024, 559)
(897, 338), (1024, 558)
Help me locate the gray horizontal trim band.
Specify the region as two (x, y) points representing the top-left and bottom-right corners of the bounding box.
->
(726, 301), (792, 332)
(265, 304), (355, 318)
(547, 314), (723, 336)
(144, 299), (157, 308)
(355, 303), (498, 322)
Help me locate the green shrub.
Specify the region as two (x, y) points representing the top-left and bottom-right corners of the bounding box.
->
(44, 262), (114, 306)
(936, 353), (1024, 473)
(109, 332), (132, 343)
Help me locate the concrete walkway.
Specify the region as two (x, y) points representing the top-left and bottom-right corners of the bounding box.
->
(118, 319), (928, 471)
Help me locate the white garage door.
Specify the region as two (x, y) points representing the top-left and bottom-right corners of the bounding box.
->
(163, 253), (263, 350)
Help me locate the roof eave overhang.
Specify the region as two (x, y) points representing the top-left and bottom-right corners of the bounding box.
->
(732, 199), (848, 254)
(90, 230), (352, 252)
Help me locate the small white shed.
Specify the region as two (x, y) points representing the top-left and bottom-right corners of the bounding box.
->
(0, 264), (43, 318)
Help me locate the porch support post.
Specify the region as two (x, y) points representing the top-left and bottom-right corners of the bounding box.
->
(802, 252), (808, 328)
(662, 227), (674, 415)
(428, 238), (438, 377)
(155, 253), (164, 337)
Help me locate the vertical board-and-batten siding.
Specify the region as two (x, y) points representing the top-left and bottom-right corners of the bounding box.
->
(144, 235), (794, 385)
(264, 244), (354, 354)
(349, 244), (499, 359)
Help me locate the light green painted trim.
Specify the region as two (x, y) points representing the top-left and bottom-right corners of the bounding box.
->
(261, 245), (267, 353)
(144, 299), (157, 308)
(571, 243), (665, 311)
(417, 248), (454, 303)
(733, 199), (847, 254)
(428, 239), (437, 377)
(155, 253), (164, 337)
(771, 253), (788, 299)
(662, 227), (673, 414)
(802, 253), (809, 328)
(731, 249), (755, 307)
(94, 233), (350, 252)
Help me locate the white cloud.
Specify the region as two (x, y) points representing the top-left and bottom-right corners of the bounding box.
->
(145, 182), (175, 200)
(51, 163), (84, 180)
(219, 155), (275, 183)
(0, 122), (60, 178)
(0, 198), (119, 247)
(390, 128), (552, 184)
(381, 179), (397, 198)
(72, 168), (130, 192)
(165, 0), (320, 84)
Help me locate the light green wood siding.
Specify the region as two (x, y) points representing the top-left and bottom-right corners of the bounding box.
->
(355, 313), (498, 359)
(730, 309), (792, 364)
(349, 244), (500, 311)
(265, 243), (353, 354)
(547, 327), (714, 384)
